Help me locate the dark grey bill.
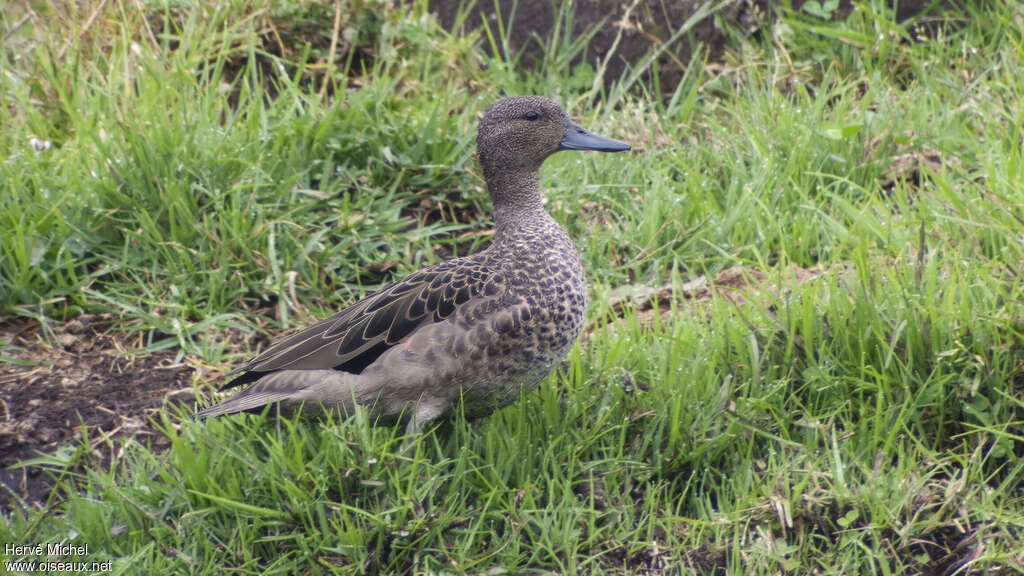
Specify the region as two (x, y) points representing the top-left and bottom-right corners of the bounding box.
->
(559, 122), (631, 152)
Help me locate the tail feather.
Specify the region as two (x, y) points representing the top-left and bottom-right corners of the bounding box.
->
(196, 367), (444, 427)
(197, 369), (317, 418)
(197, 369), (362, 419)
(195, 388), (297, 418)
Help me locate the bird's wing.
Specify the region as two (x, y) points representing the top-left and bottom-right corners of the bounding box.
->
(223, 257), (505, 390)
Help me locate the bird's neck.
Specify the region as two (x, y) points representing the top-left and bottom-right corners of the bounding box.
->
(483, 160), (542, 203)
(487, 167), (548, 224)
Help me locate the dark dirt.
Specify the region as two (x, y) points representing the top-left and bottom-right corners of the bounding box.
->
(201, 0), (961, 111)
(426, 0), (953, 98)
(0, 315), (198, 511)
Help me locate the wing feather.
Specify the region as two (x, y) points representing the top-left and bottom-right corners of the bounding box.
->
(224, 258), (498, 390)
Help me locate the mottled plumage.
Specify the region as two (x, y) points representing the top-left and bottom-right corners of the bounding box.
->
(197, 96), (629, 429)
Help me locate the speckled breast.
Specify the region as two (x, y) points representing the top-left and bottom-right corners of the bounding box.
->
(521, 231), (588, 356)
(458, 221), (587, 418)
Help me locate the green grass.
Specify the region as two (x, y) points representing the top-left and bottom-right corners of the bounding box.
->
(2, 0), (1023, 574)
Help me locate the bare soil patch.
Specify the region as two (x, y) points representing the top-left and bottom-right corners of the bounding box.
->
(0, 315), (197, 510)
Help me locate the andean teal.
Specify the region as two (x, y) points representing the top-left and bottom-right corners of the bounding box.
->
(197, 96), (630, 431)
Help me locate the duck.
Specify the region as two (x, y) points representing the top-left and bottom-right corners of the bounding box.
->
(197, 96), (630, 432)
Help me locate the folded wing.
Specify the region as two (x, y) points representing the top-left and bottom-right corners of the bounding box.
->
(224, 258), (504, 390)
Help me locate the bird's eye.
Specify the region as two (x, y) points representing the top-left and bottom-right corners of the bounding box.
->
(523, 111), (540, 121)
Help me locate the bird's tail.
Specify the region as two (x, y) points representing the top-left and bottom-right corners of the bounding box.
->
(195, 386), (297, 418)
(195, 369), (352, 418)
